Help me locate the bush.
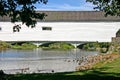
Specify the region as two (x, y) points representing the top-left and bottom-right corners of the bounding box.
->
(0, 41), (10, 50)
(11, 42), (37, 49)
(80, 42), (111, 53)
(40, 42), (75, 50)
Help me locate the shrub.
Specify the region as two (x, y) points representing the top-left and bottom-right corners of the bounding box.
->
(0, 41), (10, 50)
(11, 42), (37, 49)
(40, 42), (75, 50)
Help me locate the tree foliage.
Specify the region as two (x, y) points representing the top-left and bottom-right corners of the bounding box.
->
(0, 0), (48, 31)
(86, 0), (120, 16)
(80, 42), (110, 53)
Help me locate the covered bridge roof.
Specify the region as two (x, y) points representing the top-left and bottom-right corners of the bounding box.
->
(0, 11), (120, 22)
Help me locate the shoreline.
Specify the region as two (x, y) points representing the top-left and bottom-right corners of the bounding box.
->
(0, 53), (99, 74)
(76, 53), (120, 71)
(1, 53), (119, 74)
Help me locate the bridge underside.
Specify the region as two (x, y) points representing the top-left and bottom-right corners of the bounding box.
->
(7, 41), (94, 48)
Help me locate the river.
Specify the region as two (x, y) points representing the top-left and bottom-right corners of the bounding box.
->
(0, 49), (98, 74)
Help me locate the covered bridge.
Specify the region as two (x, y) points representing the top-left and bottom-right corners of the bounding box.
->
(0, 11), (120, 43)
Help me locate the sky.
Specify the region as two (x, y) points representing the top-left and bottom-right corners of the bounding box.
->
(35, 0), (96, 11)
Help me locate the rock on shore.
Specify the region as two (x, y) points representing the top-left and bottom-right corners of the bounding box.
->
(76, 53), (120, 71)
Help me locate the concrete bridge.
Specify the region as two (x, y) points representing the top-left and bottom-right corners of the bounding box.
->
(7, 40), (94, 48)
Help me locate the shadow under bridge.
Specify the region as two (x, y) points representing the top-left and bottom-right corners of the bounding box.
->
(32, 41), (93, 48)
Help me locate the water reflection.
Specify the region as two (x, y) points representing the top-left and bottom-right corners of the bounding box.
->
(0, 49), (98, 74)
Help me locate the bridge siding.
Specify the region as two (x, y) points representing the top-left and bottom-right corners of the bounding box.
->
(0, 22), (120, 42)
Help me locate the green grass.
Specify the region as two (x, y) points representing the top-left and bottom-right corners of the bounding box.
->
(3, 57), (120, 80)
(96, 58), (120, 73)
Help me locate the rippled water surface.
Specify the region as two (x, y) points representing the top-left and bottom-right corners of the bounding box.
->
(0, 49), (98, 74)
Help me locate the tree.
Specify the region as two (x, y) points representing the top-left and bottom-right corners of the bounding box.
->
(0, 0), (48, 31)
(86, 0), (120, 16)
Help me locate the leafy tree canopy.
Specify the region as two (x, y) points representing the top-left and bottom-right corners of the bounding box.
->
(0, 0), (48, 31)
(86, 0), (120, 16)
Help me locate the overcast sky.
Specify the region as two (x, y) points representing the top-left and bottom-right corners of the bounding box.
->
(35, 0), (96, 11)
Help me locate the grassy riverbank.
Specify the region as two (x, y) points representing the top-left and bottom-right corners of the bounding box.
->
(0, 41), (37, 50)
(2, 56), (120, 80)
(0, 41), (75, 50)
(10, 42), (37, 49)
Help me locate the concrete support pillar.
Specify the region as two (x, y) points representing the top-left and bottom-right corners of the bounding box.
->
(32, 42), (43, 47)
(71, 44), (79, 48)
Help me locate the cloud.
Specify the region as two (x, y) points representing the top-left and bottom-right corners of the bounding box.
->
(36, 2), (96, 11)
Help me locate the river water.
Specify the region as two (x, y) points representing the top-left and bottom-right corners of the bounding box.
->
(0, 49), (98, 74)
